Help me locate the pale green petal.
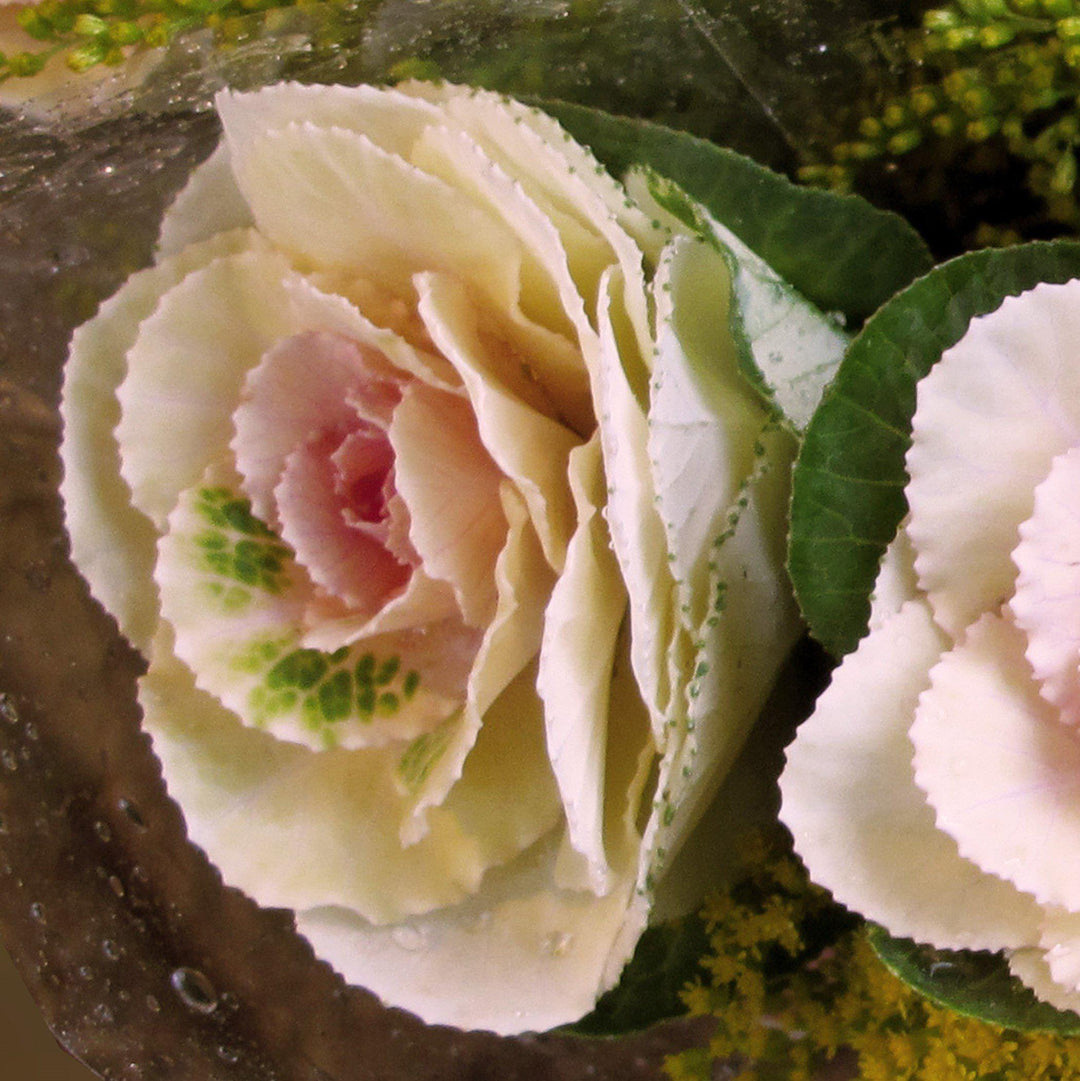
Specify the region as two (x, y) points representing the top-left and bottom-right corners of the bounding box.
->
(415, 271), (580, 571)
(782, 601), (1042, 950)
(158, 471), (460, 751)
(295, 831), (641, 1034)
(625, 167), (847, 433)
(642, 237), (802, 891)
(60, 227), (261, 650)
(116, 245), (301, 529)
(536, 435), (627, 895)
(906, 281), (1080, 637)
(913, 610), (1080, 912)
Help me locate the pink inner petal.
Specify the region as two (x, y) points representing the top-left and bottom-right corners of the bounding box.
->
(232, 330), (401, 525)
(276, 427), (410, 614)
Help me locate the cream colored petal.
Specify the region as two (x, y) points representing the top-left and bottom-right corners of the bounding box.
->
(411, 122), (598, 432)
(912, 610), (1080, 912)
(221, 119), (525, 311)
(158, 472), (459, 752)
(906, 281), (1080, 637)
(295, 831), (640, 1035)
(60, 227), (260, 650)
(1012, 445), (1080, 725)
(215, 81), (445, 166)
(156, 143), (253, 259)
(141, 633), (485, 925)
(390, 380), (507, 629)
(400, 483), (555, 844)
(537, 435), (627, 895)
(415, 271), (579, 571)
(782, 600), (1042, 950)
(116, 246), (301, 530)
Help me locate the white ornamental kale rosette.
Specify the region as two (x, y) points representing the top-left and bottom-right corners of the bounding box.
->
(781, 276), (1080, 1018)
(60, 80), (846, 1033)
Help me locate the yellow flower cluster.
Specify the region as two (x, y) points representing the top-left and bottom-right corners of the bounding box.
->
(802, 0), (1080, 246)
(666, 830), (1080, 1081)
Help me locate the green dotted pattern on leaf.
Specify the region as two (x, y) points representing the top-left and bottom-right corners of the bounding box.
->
(193, 486), (292, 607)
(788, 239), (1080, 659)
(868, 924), (1080, 1037)
(544, 100), (934, 324)
(243, 639), (423, 744)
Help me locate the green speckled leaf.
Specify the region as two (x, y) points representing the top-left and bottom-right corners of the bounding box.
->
(789, 240), (1080, 659)
(868, 925), (1080, 1036)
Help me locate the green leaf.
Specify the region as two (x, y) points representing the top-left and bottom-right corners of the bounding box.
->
(789, 239), (1080, 658)
(543, 100), (933, 324)
(868, 925), (1080, 1036)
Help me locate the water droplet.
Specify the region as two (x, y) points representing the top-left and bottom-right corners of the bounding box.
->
(145, 994), (161, 1014)
(29, 901), (45, 923)
(170, 967), (218, 1015)
(118, 798), (146, 829)
(78, 965), (94, 981)
(540, 931), (573, 958)
(107, 875), (125, 899)
(91, 1003), (114, 1026)
(0, 694), (17, 724)
(390, 925), (427, 952)
(1, 750), (18, 772)
(93, 820), (112, 843)
(102, 939), (122, 961)
(217, 1045), (240, 1065)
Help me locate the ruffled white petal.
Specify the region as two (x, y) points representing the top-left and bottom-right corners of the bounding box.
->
(906, 281), (1080, 637)
(400, 483), (556, 843)
(61, 228), (261, 650)
(782, 600), (1041, 950)
(143, 629), (560, 927)
(222, 118), (525, 313)
(116, 246), (301, 529)
(593, 266), (674, 747)
(295, 831), (639, 1035)
(536, 435), (627, 894)
(1012, 444), (1080, 725)
(1010, 946), (1080, 1016)
(912, 611), (1080, 912)
(156, 143), (254, 259)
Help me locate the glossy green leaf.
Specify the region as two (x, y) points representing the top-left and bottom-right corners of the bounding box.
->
(545, 100), (933, 323)
(789, 240), (1080, 659)
(868, 925), (1080, 1036)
